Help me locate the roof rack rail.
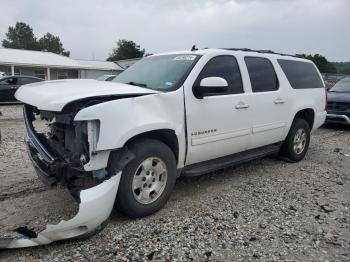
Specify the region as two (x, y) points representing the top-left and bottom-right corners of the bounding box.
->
(220, 48), (296, 57)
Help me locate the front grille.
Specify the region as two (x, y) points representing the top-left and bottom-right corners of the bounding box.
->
(327, 102), (350, 111)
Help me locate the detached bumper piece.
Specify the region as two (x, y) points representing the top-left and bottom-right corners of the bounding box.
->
(0, 105), (122, 249)
(0, 173), (121, 249)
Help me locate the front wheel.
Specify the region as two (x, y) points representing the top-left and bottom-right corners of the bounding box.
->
(279, 118), (311, 162)
(109, 139), (177, 218)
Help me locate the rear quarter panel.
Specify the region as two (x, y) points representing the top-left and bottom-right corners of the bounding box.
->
(275, 59), (326, 138)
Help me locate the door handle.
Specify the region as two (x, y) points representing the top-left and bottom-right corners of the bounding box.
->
(235, 102), (249, 109)
(274, 98), (285, 104)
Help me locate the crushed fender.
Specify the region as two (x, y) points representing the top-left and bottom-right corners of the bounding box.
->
(0, 172), (121, 249)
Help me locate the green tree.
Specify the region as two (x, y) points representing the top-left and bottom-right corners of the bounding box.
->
(332, 62), (350, 75)
(296, 53), (337, 73)
(38, 33), (70, 56)
(2, 22), (38, 50)
(2, 22), (70, 56)
(107, 39), (145, 61)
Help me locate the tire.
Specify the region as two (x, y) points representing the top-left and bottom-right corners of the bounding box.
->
(279, 118), (311, 162)
(109, 139), (177, 218)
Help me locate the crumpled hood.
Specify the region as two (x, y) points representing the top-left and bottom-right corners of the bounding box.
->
(15, 79), (158, 111)
(328, 92), (350, 103)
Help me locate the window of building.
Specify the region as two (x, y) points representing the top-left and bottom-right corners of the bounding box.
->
(277, 59), (324, 89)
(57, 71), (69, 79)
(35, 69), (46, 79)
(194, 55), (243, 95)
(6, 68), (21, 75)
(245, 57), (279, 92)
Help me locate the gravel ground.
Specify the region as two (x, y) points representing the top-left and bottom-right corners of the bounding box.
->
(0, 105), (349, 261)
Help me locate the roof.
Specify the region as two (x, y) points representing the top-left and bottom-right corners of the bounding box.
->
(0, 48), (123, 71)
(155, 48), (301, 61)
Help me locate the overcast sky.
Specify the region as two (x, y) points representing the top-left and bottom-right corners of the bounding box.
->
(1, 0), (349, 61)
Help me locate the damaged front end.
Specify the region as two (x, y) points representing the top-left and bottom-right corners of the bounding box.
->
(0, 104), (127, 249)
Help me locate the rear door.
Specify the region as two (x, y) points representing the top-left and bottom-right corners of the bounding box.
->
(244, 57), (289, 149)
(184, 54), (252, 165)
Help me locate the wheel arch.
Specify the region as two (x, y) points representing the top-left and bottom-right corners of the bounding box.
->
(293, 108), (315, 130)
(124, 129), (180, 164)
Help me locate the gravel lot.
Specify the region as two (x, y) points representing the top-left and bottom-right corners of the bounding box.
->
(0, 105), (349, 261)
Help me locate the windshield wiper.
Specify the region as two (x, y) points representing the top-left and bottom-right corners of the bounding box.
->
(127, 81), (148, 88)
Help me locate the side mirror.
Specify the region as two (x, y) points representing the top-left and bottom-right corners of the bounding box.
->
(193, 77), (228, 99)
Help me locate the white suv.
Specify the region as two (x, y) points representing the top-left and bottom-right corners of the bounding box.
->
(10, 48), (326, 248)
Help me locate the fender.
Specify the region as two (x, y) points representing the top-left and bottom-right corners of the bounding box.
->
(74, 89), (187, 167)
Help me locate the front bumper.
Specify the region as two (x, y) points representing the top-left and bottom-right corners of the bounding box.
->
(0, 173), (121, 249)
(326, 114), (350, 125)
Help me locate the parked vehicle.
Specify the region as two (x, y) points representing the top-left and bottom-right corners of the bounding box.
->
(326, 78), (350, 125)
(0, 75), (43, 102)
(4, 48), (326, 248)
(96, 74), (117, 81)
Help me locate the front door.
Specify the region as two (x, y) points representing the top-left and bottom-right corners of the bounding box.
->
(184, 55), (252, 165)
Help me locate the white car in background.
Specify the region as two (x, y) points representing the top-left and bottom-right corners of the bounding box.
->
(3, 48), (326, 248)
(96, 74), (118, 81)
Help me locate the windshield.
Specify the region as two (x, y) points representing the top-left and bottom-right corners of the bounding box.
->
(113, 54), (199, 91)
(330, 78), (350, 93)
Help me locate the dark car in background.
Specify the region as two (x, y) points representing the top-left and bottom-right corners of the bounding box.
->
(326, 78), (350, 125)
(0, 76), (43, 102)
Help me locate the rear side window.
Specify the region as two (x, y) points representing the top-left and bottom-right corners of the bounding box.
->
(195, 55), (243, 95)
(277, 59), (324, 89)
(245, 57), (279, 92)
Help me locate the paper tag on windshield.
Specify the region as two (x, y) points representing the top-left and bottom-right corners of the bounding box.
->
(173, 55), (196, 61)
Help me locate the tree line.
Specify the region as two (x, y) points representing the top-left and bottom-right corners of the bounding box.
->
(2, 22), (70, 56)
(2, 22), (349, 74)
(296, 54), (350, 75)
(1, 22), (145, 61)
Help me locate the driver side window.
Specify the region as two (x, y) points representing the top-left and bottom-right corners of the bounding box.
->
(194, 55), (244, 95)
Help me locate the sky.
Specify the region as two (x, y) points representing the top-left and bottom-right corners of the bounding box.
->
(0, 0), (349, 62)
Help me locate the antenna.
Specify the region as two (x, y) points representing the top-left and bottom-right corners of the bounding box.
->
(191, 45), (198, 51)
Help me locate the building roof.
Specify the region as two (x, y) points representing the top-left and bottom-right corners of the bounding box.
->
(0, 48), (123, 71)
(76, 59), (123, 71)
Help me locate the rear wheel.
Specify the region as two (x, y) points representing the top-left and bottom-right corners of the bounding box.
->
(109, 139), (177, 218)
(279, 118), (310, 162)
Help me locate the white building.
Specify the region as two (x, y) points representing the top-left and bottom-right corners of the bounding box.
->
(0, 48), (123, 80)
